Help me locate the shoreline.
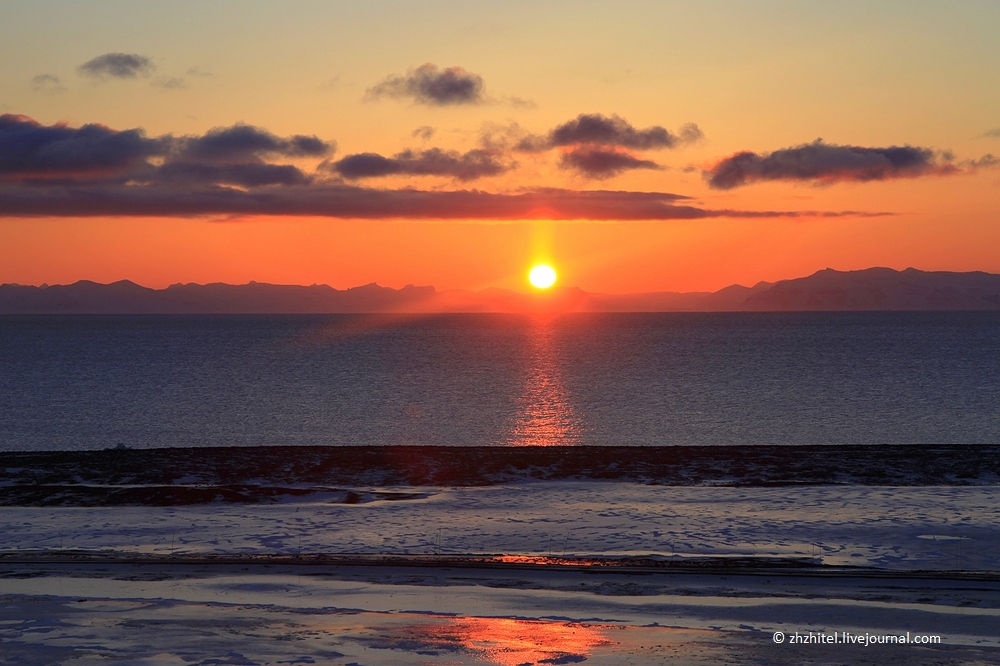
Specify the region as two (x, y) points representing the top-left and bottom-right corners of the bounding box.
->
(3, 550), (1000, 581)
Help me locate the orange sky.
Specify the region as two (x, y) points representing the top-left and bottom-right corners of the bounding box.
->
(1, 1), (998, 293)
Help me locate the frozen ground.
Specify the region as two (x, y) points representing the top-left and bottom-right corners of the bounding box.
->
(3, 481), (999, 663)
(2, 561), (1000, 665)
(1, 482), (997, 570)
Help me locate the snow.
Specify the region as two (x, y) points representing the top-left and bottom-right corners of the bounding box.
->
(2, 482), (997, 570)
(3, 481), (999, 663)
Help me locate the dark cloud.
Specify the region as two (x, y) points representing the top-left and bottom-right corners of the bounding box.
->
(481, 116), (701, 157)
(706, 140), (956, 189)
(0, 183), (881, 220)
(559, 148), (661, 178)
(31, 74), (65, 93)
(983, 128), (1000, 139)
(0, 115), (330, 187)
(0, 114), (890, 220)
(367, 63), (485, 105)
(78, 53), (155, 79)
(327, 153), (397, 179)
(549, 114), (702, 150)
(153, 162), (311, 188)
(481, 115), (701, 178)
(0, 114), (168, 179)
(330, 148), (508, 181)
(175, 124), (333, 163)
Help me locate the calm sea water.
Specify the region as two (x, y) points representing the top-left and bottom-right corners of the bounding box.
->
(1, 312), (998, 451)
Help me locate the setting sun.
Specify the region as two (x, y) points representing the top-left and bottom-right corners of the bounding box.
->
(529, 265), (557, 289)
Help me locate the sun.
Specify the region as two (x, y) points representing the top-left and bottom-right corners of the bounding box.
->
(529, 264), (557, 289)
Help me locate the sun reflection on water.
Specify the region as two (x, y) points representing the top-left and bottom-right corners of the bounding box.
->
(406, 616), (614, 666)
(507, 316), (583, 446)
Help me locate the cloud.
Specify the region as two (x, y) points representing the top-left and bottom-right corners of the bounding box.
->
(367, 63), (485, 105)
(0, 113), (168, 179)
(677, 123), (705, 144)
(329, 148), (508, 181)
(0, 115), (330, 186)
(78, 53), (155, 79)
(505, 96), (537, 109)
(0, 114), (889, 220)
(152, 75), (188, 89)
(549, 114), (702, 150)
(982, 128), (1000, 139)
(150, 67), (211, 90)
(31, 74), (66, 94)
(0, 183), (882, 220)
(705, 139), (958, 189)
(412, 126), (435, 140)
(559, 148), (661, 178)
(175, 124), (334, 163)
(477, 121), (541, 151)
(153, 162), (311, 188)
(481, 115), (701, 178)
(964, 154), (998, 169)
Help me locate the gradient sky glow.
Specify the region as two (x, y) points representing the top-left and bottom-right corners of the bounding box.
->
(1, 0), (999, 292)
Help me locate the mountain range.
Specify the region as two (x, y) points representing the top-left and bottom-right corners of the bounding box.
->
(2, 267), (1000, 314)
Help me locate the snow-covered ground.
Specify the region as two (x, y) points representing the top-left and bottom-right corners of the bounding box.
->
(3, 562), (1000, 664)
(3, 481), (1000, 664)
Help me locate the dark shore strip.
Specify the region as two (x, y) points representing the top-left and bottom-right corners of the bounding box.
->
(2, 551), (999, 581)
(1, 445), (998, 507)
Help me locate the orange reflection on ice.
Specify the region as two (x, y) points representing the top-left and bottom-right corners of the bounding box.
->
(416, 616), (614, 666)
(495, 555), (600, 566)
(507, 316), (582, 446)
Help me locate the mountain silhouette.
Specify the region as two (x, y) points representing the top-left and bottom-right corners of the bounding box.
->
(2, 268), (999, 313)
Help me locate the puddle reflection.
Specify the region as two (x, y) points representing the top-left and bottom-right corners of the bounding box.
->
(403, 616), (614, 666)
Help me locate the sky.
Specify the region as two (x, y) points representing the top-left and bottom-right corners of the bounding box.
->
(1, 0), (999, 293)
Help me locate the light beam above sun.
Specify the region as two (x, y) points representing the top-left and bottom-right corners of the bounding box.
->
(529, 264), (557, 289)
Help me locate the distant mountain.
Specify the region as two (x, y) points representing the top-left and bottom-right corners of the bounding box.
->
(1, 268), (999, 313)
(0, 280), (438, 314)
(745, 267), (1000, 311)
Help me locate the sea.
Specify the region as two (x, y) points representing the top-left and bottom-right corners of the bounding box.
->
(2, 312), (1000, 570)
(1, 311), (999, 452)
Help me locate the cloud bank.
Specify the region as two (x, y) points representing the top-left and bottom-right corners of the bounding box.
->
(0, 114), (886, 220)
(0, 114), (169, 178)
(0, 183), (879, 220)
(331, 113), (700, 181)
(0, 114), (331, 188)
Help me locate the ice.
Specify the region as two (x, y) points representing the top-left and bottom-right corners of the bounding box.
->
(2, 482), (997, 571)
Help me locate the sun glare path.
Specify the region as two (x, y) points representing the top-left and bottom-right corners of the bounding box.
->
(507, 317), (582, 446)
(529, 264), (557, 289)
